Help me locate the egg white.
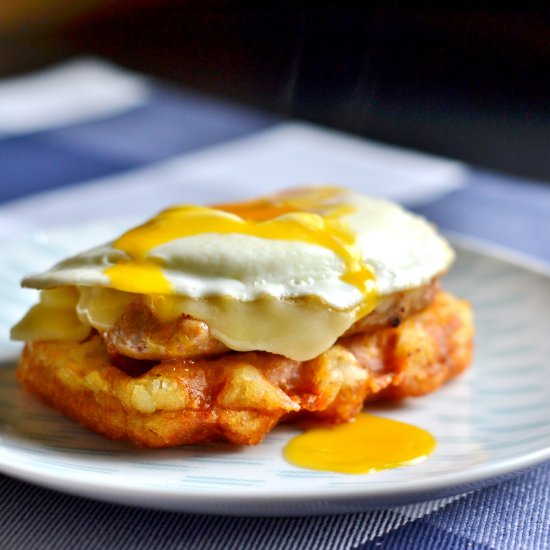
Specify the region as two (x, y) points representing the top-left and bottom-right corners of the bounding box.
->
(23, 194), (453, 306)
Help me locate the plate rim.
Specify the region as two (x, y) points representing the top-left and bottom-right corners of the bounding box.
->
(0, 447), (550, 517)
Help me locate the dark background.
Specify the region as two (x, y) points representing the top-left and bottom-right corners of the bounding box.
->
(2, 3), (549, 181)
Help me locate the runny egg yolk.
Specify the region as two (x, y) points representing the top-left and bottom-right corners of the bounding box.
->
(104, 187), (377, 317)
(283, 414), (436, 474)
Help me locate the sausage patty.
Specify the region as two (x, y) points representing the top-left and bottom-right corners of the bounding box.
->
(103, 279), (441, 361)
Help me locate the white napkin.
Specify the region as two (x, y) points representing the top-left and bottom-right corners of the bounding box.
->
(0, 126), (465, 239)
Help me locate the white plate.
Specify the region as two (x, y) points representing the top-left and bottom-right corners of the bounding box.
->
(0, 227), (549, 516)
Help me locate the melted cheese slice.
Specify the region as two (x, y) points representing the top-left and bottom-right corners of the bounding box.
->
(12, 187), (454, 360)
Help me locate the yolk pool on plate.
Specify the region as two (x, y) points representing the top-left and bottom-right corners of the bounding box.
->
(283, 414), (436, 474)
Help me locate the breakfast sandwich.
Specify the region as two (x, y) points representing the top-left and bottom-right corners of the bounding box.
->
(11, 187), (473, 447)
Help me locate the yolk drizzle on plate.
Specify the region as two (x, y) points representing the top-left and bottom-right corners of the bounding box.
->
(104, 187), (377, 317)
(283, 414), (436, 474)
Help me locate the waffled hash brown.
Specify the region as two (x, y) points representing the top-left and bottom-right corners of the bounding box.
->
(17, 291), (473, 447)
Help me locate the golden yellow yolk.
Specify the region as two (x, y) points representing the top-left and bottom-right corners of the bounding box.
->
(104, 187), (377, 318)
(283, 414), (436, 474)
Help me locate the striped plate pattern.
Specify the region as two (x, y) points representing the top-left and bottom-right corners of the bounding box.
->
(0, 226), (549, 515)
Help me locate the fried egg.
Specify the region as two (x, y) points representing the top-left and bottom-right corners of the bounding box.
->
(12, 187), (454, 360)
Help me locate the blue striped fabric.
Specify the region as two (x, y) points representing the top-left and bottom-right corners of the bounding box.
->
(413, 169), (550, 262)
(0, 59), (548, 550)
(0, 88), (274, 203)
(0, 465), (548, 549)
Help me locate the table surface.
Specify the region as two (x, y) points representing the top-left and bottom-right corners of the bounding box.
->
(0, 58), (548, 550)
